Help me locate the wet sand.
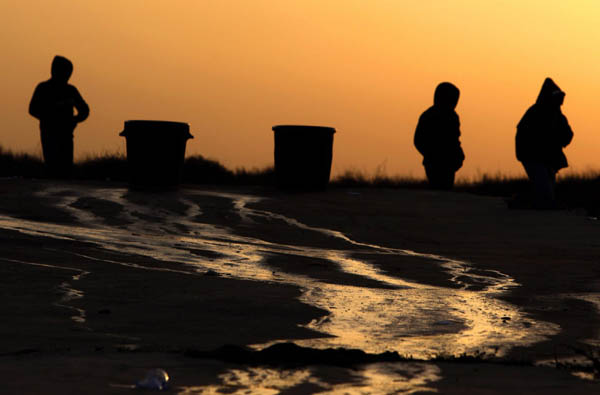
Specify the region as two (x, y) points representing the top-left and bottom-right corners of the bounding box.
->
(0, 179), (599, 393)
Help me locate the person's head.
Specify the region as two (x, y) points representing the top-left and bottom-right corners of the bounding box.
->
(551, 89), (565, 106)
(50, 55), (73, 83)
(536, 77), (565, 108)
(433, 82), (460, 110)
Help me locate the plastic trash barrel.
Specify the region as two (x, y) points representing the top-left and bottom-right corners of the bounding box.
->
(272, 125), (336, 190)
(120, 120), (193, 190)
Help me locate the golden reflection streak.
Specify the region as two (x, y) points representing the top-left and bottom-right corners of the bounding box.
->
(176, 363), (441, 395)
(0, 257), (89, 325)
(231, 195), (559, 357)
(0, 187), (560, 359)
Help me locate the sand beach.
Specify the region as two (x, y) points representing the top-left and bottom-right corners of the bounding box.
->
(0, 178), (599, 393)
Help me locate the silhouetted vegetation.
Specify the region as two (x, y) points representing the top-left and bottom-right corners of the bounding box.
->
(0, 148), (598, 215)
(229, 166), (276, 186)
(0, 148), (274, 186)
(72, 152), (128, 181)
(462, 171), (600, 217)
(330, 169), (533, 194)
(0, 147), (45, 178)
(182, 155), (234, 184)
(456, 173), (530, 197)
(553, 172), (600, 217)
(329, 169), (600, 217)
(182, 156), (275, 185)
(331, 169), (428, 189)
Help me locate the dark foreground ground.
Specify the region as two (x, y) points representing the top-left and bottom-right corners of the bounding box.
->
(0, 179), (599, 394)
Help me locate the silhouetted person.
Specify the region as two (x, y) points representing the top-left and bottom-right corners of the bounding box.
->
(516, 78), (573, 209)
(29, 55), (89, 178)
(414, 82), (465, 189)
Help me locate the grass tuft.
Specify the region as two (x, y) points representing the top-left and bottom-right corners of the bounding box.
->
(0, 147), (45, 178)
(331, 169), (427, 189)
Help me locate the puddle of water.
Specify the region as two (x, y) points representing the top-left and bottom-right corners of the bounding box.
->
(537, 354), (597, 382)
(569, 293), (600, 348)
(177, 363), (441, 395)
(533, 292), (600, 381)
(0, 257), (89, 325)
(0, 186), (560, 360)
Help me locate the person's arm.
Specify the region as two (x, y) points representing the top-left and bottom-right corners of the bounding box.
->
(28, 84), (44, 120)
(72, 87), (89, 123)
(559, 114), (573, 147)
(455, 115), (465, 160)
(452, 114), (465, 169)
(414, 114), (429, 157)
(515, 106), (536, 162)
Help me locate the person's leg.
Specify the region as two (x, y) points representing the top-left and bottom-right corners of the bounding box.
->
(523, 162), (556, 209)
(425, 165), (455, 190)
(56, 132), (74, 178)
(443, 170), (456, 190)
(41, 128), (74, 179)
(41, 128), (59, 177)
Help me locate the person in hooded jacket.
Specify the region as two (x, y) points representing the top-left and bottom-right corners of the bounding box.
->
(29, 55), (89, 178)
(414, 82), (465, 189)
(515, 78), (573, 209)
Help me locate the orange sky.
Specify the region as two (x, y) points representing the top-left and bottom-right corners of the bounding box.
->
(1, 1), (599, 179)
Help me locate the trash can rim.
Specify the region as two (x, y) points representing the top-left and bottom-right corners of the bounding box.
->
(272, 125), (336, 134)
(124, 120), (190, 128)
(120, 120), (193, 139)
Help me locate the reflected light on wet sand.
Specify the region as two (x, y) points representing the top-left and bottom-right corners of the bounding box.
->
(0, 187), (560, 360)
(177, 363), (441, 394)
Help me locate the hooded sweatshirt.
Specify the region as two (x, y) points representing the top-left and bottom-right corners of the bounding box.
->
(516, 78), (573, 170)
(29, 56), (89, 131)
(414, 82), (465, 170)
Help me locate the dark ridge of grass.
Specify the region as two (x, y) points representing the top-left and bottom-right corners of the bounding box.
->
(182, 155), (235, 184)
(330, 169), (533, 194)
(553, 172), (600, 217)
(333, 169), (600, 217)
(0, 147), (45, 178)
(330, 170), (533, 196)
(72, 152), (129, 182)
(183, 156), (275, 185)
(332, 169), (600, 216)
(230, 166), (276, 186)
(471, 171), (600, 217)
(456, 173), (530, 197)
(0, 148), (598, 214)
(0, 148), (274, 186)
(330, 169), (428, 189)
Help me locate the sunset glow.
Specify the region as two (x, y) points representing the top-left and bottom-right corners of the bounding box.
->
(2, 1), (599, 178)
